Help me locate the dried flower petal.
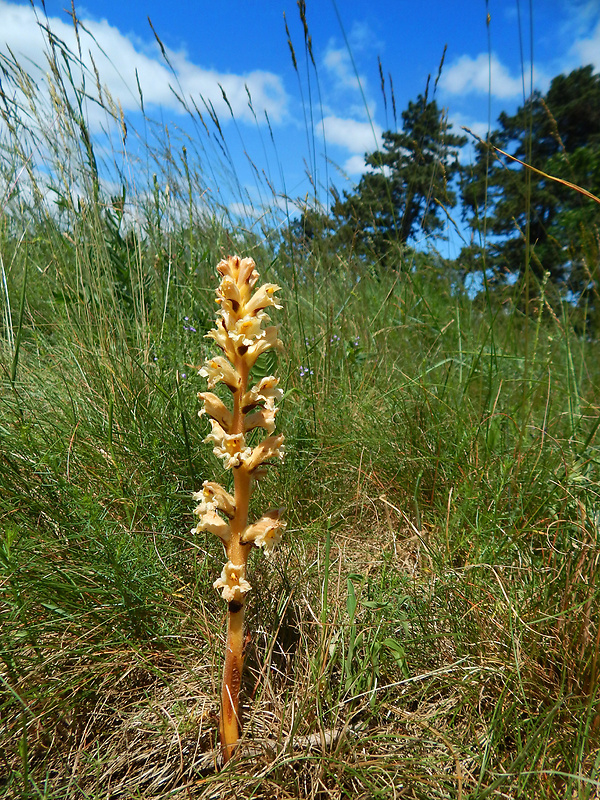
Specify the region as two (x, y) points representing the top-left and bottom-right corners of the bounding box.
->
(213, 561), (252, 602)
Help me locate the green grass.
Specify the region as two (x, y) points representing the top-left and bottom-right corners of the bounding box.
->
(1, 11), (600, 800)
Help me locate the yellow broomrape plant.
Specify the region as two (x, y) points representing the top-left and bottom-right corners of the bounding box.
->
(192, 255), (285, 763)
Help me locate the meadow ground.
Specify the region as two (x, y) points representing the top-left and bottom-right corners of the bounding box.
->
(1, 19), (600, 800)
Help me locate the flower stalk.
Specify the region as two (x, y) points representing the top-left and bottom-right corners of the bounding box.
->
(192, 256), (285, 763)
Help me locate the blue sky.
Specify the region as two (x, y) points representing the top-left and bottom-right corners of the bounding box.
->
(1, 0), (599, 254)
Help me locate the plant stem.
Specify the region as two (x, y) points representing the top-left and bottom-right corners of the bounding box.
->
(220, 354), (251, 762)
(220, 601), (245, 762)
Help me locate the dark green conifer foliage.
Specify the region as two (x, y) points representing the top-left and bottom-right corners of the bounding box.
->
(461, 66), (600, 306)
(330, 95), (466, 264)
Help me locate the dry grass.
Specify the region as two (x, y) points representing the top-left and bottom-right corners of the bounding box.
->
(5, 500), (598, 799)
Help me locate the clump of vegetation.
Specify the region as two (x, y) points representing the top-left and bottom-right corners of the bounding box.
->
(0, 4), (599, 799)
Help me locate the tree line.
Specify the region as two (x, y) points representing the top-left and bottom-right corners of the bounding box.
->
(288, 65), (600, 328)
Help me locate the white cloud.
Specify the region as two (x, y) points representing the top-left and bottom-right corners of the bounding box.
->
(0, 0), (288, 127)
(572, 18), (600, 69)
(450, 113), (491, 143)
(343, 154), (369, 176)
(317, 116), (383, 177)
(322, 19), (380, 96)
(346, 20), (381, 53)
(322, 26), (380, 114)
(441, 52), (531, 100)
(319, 115), (382, 155)
(320, 22), (381, 153)
(447, 114), (492, 165)
(323, 45), (362, 93)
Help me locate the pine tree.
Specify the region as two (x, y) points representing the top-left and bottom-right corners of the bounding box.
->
(461, 66), (600, 305)
(330, 95), (466, 265)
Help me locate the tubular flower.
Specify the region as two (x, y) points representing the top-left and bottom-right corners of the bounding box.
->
(242, 326), (283, 368)
(194, 509), (231, 543)
(242, 376), (283, 412)
(244, 284), (282, 315)
(193, 480), (236, 518)
(216, 255), (259, 289)
(198, 393), (233, 431)
(244, 405), (277, 434)
(243, 433), (285, 472)
(205, 319), (237, 360)
(216, 275), (242, 306)
(213, 561), (252, 603)
(192, 255), (286, 763)
(199, 356), (241, 391)
(204, 420), (252, 469)
(241, 509), (286, 555)
(226, 314), (268, 346)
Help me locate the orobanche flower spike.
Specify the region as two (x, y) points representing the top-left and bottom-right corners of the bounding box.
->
(192, 255), (285, 763)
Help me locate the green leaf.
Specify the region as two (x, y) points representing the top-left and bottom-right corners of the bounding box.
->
(346, 578), (357, 622)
